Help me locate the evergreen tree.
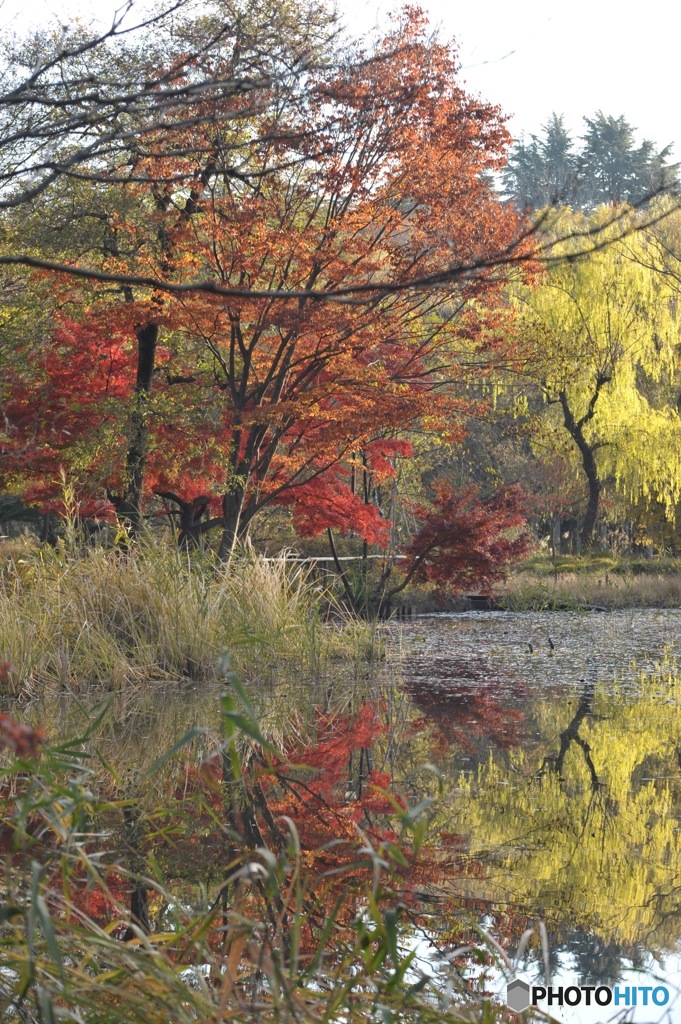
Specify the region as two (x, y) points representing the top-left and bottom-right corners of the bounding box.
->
(578, 112), (675, 206)
(502, 137), (545, 211)
(504, 111), (678, 211)
(540, 113), (578, 206)
(502, 114), (577, 210)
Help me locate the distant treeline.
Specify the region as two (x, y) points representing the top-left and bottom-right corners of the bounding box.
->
(503, 112), (678, 211)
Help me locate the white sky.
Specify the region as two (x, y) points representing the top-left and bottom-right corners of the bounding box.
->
(338, 0), (681, 159)
(2, 0), (680, 159)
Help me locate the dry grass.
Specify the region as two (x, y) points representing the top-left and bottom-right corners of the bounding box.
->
(500, 567), (681, 609)
(0, 538), (374, 695)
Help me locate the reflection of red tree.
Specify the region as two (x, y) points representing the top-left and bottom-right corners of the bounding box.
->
(66, 869), (131, 931)
(153, 704), (403, 885)
(155, 702), (480, 954)
(260, 703), (481, 953)
(0, 701), (492, 965)
(409, 683), (525, 756)
(265, 703), (397, 861)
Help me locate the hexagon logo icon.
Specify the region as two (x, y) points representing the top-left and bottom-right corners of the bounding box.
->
(506, 979), (531, 1012)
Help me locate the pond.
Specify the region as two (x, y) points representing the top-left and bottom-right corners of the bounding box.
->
(387, 610), (681, 1023)
(13, 607), (681, 1022)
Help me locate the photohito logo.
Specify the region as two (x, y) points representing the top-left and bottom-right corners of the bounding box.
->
(506, 980), (670, 1012)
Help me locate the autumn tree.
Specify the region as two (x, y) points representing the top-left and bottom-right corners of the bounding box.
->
(510, 211), (681, 550)
(0, 0), (334, 210)
(321, 482), (530, 615)
(1, 8), (530, 560)
(0, 0), (341, 531)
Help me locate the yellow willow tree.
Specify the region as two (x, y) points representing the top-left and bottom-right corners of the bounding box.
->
(511, 210), (681, 550)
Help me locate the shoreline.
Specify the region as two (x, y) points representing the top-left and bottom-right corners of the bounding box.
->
(394, 556), (681, 615)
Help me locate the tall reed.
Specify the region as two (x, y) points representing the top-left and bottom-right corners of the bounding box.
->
(0, 539), (375, 695)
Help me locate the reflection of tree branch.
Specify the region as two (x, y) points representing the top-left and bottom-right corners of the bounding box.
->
(540, 675), (601, 791)
(573, 735), (599, 790)
(566, 787), (600, 867)
(641, 898), (681, 948)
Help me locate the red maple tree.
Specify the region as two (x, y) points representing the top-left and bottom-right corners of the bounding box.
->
(1, 8), (531, 557)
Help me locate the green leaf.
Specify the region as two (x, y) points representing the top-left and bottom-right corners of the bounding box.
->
(141, 726), (208, 779)
(403, 797), (434, 822)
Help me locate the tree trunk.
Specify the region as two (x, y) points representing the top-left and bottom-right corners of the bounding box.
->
(579, 445), (601, 550)
(39, 512), (58, 546)
(551, 512), (561, 564)
(558, 391), (601, 551)
(153, 492), (212, 549)
(122, 322), (158, 535)
(327, 528), (360, 612)
(121, 804), (149, 941)
(217, 488), (256, 560)
(218, 489), (242, 560)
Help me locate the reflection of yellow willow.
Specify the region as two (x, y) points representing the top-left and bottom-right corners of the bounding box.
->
(444, 670), (681, 952)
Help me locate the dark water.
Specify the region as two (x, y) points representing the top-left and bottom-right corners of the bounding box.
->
(387, 610), (681, 1023)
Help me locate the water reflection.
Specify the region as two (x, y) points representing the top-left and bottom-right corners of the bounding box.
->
(10, 608), (681, 1018)
(391, 610), (681, 1006)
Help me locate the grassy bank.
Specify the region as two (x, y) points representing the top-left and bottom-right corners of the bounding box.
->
(498, 554), (681, 610)
(0, 538), (377, 696)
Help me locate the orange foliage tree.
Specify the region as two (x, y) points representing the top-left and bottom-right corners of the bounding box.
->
(1, 8), (530, 555)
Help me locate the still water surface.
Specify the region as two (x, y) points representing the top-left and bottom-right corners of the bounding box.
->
(21, 608), (681, 1022)
(389, 610), (681, 1023)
